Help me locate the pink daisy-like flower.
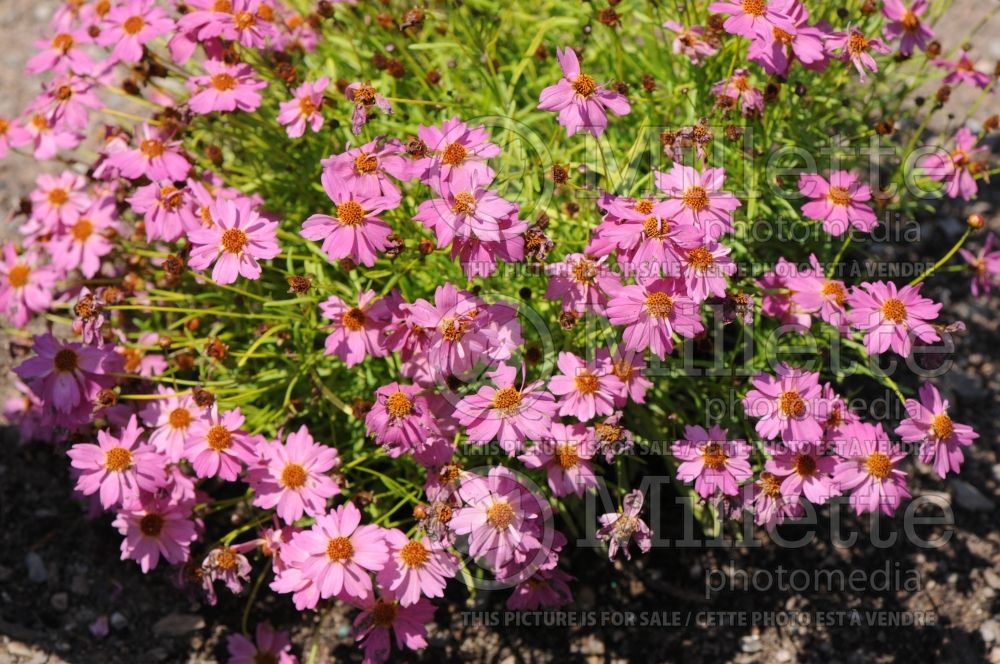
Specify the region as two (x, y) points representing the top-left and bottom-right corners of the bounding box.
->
(324, 138), (417, 203)
(742, 363), (825, 446)
(319, 290), (390, 368)
(113, 495), (198, 573)
(932, 50), (993, 89)
(507, 567), (575, 610)
(711, 68), (766, 117)
(833, 421), (911, 516)
(27, 28), (94, 75)
(896, 383), (978, 478)
(218, 0), (277, 48)
(919, 127), (986, 201)
(671, 425), (751, 497)
(203, 546), (252, 595)
(413, 169), (519, 248)
(28, 170), (89, 233)
(959, 232), (1000, 297)
(756, 257), (812, 329)
(184, 406), (257, 481)
(107, 123), (190, 182)
(708, 0), (796, 38)
(47, 196), (118, 279)
(747, 0), (828, 77)
(7, 113), (81, 161)
(519, 423), (599, 498)
(798, 171), (878, 235)
(662, 21), (719, 64)
(365, 382), (438, 454)
(599, 348), (652, 406)
(655, 164), (742, 239)
(0, 243), (57, 328)
(749, 472), (805, 530)
(277, 77), (329, 138)
(31, 74), (103, 131)
(416, 116), (501, 190)
(827, 26), (890, 82)
(845, 281), (941, 357)
(376, 529), (458, 607)
(593, 195), (701, 277)
(188, 60), (267, 114)
(346, 81), (392, 135)
(14, 334), (120, 417)
(679, 240), (736, 302)
(544, 253), (620, 314)
(227, 623), (297, 664)
(547, 351), (623, 421)
(140, 387), (205, 462)
(455, 362), (558, 454)
(187, 196), (280, 284)
(789, 253), (850, 333)
(248, 425), (341, 525)
(596, 490), (652, 561)
(283, 501), (389, 601)
(882, 0), (933, 56)
(127, 181), (190, 242)
(97, 0), (176, 64)
(605, 278), (704, 360)
(352, 592), (436, 664)
(67, 415), (163, 509)
(301, 171), (397, 267)
(765, 442), (840, 505)
(537, 47), (631, 138)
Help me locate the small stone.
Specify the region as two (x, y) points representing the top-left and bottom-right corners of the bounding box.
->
(152, 613), (204, 637)
(985, 570), (1000, 590)
(89, 615), (109, 640)
(69, 574), (90, 596)
(992, 464), (1000, 484)
(7, 642), (33, 657)
(776, 650), (793, 663)
(110, 612), (128, 630)
(981, 619), (999, 644)
(50, 592), (69, 612)
(25, 553), (47, 583)
(950, 479), (995, 512)
(740, 635), (763, 653)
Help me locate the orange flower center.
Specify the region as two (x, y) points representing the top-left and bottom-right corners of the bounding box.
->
(931, 414), (954, 440)
(341, 307), (366, 331)
(353, 153), (378, 174)
(326, 536), (354, 562)
(643, 216), (668, 239)
(492, 387), (522, 415)
(572, 74), (597, 97)
(826, 186), (852, 206)
(206, 425), (233, 451)
(213, 0), (232, 11)
(123, 15), (145, 35)
(352, 84), (377, 106)
(880, 298), (907, 323)
(687, 247), (714, 272)
(779, 390), (806, 417)
(160, 186), (184, 211)
(865, 452), (892, 479)
(682, 185), (709, 211)
(7, 264), (30, 288)
(280, 463), (307, 489)
(336, 200), (366, 226)
(48, 188), (69, 206)
(741, 0), (766, 17)
(451, 191), (476, 215)
(298, 96), (316, 117)
(760, 471), (782, 497)
(848, 33), (869, 56)
(701, 442), (728, 470)
(794, 453), (817, 477)
(556, 443), (580, 469)
(571, 257), (597, 284)
(821, 281), (846, 305)
(773, 27), (794, 44)
(220, 228), (248, 254)
(487, 500), (515, 530)
(52, 33), (74, 52)
(574, 371), (599, 395)
(169, 407), (192, 429)
(901, 10), (920, 31)
(104, 446), (133, 471)
(634, 199), (654, 215)
(55, 85), (74, 101)
(233, 10), (255, 29)
(140, 138), (164, 158)
(441, 142), (467, 166)
(399, 540), (429, 567)
(213, 548), (238, 571)
(645, 291), (674, 319)
(386, 391), (413, 418)
(71, 219), (93, 241)
(211, 73), (237, 91)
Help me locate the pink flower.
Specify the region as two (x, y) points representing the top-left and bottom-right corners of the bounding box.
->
(749, 473), (805, 529)
(789, 254), (850, 332)
(184, 406), (256, 481)
(959, 232), (1000, 296)
(600, 348), (652, 405)
(128, 181), (190, 242)
(537, 47), (631, 138)
(896, 383), (978, 478)
(827, 27), (890, 82)
(672, 425), (751, 497)
(932, 50), (993, 89)
(845, 281), (941, 357)
(219, 0), (277, 48)
(882, 0), (933, 56)
(248, 425), (341, 525)
(278, 77), (329, 138)
(140, 388), (205, 462)
(605, 278), (704, 359)
(365, 382), (438, 454)
(765, 442), (840, 505)
(708, 0), (796, 37)
(14, 334), (120, 417)
(227, 623), (296, 664)
(833, 422), (910, 516)
(662, 21), (719, 64)
(107, 123), (191, 182)
(455, 362), (558, 454)
(711, 68), (765, 117)
(799, 171), (878, 235)
(346, 81), (392, 134)
(919, 127), (985, 201)
(188, 60), (267, 114)
(203, 546), (252, 595)
(416, 116), (500, 190)
(30, 75), (103, 130)
(507, 567), (574, 610)
(352, 592), (436, 664)
(591, 195), (701, 276)
(301, 171), (397, 267)
(519, 423), (599, 497)
(324, 138), (417, 203)
(545, 253), (620, 314)
(679, 240), (736, 302)
(413, 169), (519, 248)
(28, 170), (89, 233)
(282, 501), (389, 601)
(376, 529), (457, 606)
(113, 495), (198, 572)
(97, 0), (176, 64)
(0, 243), (57, 328)
(47, 197), (118, 279)
(188, 197), (280, 284)
(596, 490), (651, 560)
(67, 415), (163, 509)
(756, 257), (812, 329)
(7, 113), (81, 160)
(27, 29), (95, 75)
(319, 290), (390, 367)
(747, 0), (828, 76)
(655, 164), (742, 239)
(547, 351), (623, 421)
(742, 363), (825, 445)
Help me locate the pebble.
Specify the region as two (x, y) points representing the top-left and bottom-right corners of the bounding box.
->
(110, 612), (128, 630)
(25, 553), (47, 584)
(89, 615), (109, 640)
(985, 569), (1000, 591)
(740, 635), (763, 654)
(69, 574), (90, 596)
(981, 619), (999, 644)
(50, 592), (68, 612)
(775, 649), (793, 662)
(950, 479), (995, 512)
(6, 642), (33, 658)
(152, 613), (205, 637)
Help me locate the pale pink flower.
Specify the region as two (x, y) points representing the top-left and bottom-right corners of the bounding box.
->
(765, 442), (840, 505)
(14, 334), (120, 418)
(932, 50), (993, 89)
(416, 116), (500, 190)
(346, 81), (392, 134)
(672, 425), (751, 497)
(365, 382), (439, 454)
(896, 383), (978, 478)
(7, 113), (81, 160)
(789, 254), (850, 333)
(113, 495), (198, 572)
(47, 196), (118, 279)
(187, 196), (281, 284)
(324, 138), (417, 203)
(107, 123), (190, 182)
(545, 253), (620, 314)
(97, 0), (176, 63)
(711, 68), (765, 116)
(679, 240), (736, 302)
(799, 171), (878, 235)
(277, 77), (329, 138)
(27, 29), (94, 75)
(28, 170), (89, 233)
(376, 529), (458, 606)
(845, 281), (941, 357)
(537, 47), (630, 138)
(0, 244), (57, 328)
(919, 127), (986, 201)
(352, 592), (436, 664)
(67, 415), (164, 509)
(596, 490), (651, 560)
(662, 21), (719, 64)
(827, 26), (890, 82)
(882, 0), (933, 56)
(184, 406), (257, 481)
(708, 0), (796, 37)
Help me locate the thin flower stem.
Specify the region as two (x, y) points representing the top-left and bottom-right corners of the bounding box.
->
(909, 228), (971, 287)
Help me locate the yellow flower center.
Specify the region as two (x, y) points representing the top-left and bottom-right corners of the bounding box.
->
(571, 257), (597, 284)
(52, 33), (74, 52)
(821, 281), (846, 305)
(104, 446), (133, 471)
(880, 298), (907, 323)
(441, 142), (467, 166)
(280, 463), (307, 489)
(233, 10), (255, 29)
(574, 371), (599, 395)
(643, 216), (668, 239)
(451, 191), (476, 215)
(336, 200), (366, 226)
(572, 74), (597, 98)
(682, 185), (709, 211)
(760, 471), (782, 497)
(206, 425), (233, 451)
(826, 186), (852, 207)
(645, 292), (674, 319)
(931, 414), (954, 440)
(399, 540), (429, 567)
(169, 407), (192, 429)
(326, 536), (354, 562)
(211, 73), (237, 91)
(865, 452), (892, 479)
(486, 500), (515, 530)
(353, 153), (378, 174)
(140, 138), (164, 158)
(556, 443), (580, 469)
(687, 247), (714, 272)
(386, 391), (413, 419)
(779, 390), (806, 417)
(848, 33), (869, 56)
(901, 10), (920, 31)
(701, 442), (728, 470)
(492, 387), (522, 415)
(220, 228), (248, 254)
(634, 199), (654, 215)
(48, 188), (69, 206)
(741, 0), (766, 17)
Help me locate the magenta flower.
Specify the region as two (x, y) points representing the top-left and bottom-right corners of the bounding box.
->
(227, 623), (296, 664)
(605, 278), (704, 360)
(749, 472), (805, 529)
(128, 181), (190, 242)
(0, 244), (57, 328)
(662, 21), (719, 64)
(592, 195), (701, 277)
(376, 529), (458, 606)
(277, 77), (329, 138)
(413, 169), (519, 247)
(679, 240), (736, 302)
(882, 0), (933, 56)
(672, 425), (751, 497)
(920, 127), (985, 201)
(932, 50), (993, 89)
(319, 290), (390, 368)
(31, 74), (103, 131)
(28, 170), (89, 233)
(747, 0), (828, 76)
(14, 334), (120, 417)
(455, 362), (557, 454)
(324, 138), (417, 204)
(416, 116), (500, 190)
(188, 60), (267, 114)
(537, 47), (630, 138)
(789, 254), (850, 333)
(742, 363), (825, 446)
(47, 196), (118, 279)
(365, 382), (438, 454)
(765, 442), (840, 505)
(248, 425), (341, 525)
(184, 406), (257, 481)
(545, 253), (620, 314)
(27, 29), (95, 75)
(599, 348), (652, 406)
(107, 123), (190, 182)
(596, 490), (652, 560)
(833, 422), (910, 516)
(301, 171), (397, 267)
(827, 27), (890, 82)
(711, 68), (765, 117)
(708, 0), (796, 38)
(67, 415), (163, 509)
(519, 423), (599, 498)
(346, 81), (392, 134)
(140, 388), (204, 463)
(799, 171), (878, 235)
(7, 113), (81, 160)
(188, 196), (280, 284)
(547, 351), (623, 421)
(655, 164), (742, 239)
(507, 567), (574, 610)
(283, 501), (389, 601)
(113, 495), (198, 573)
(896, 383), (978, 478)
(351, 592), (436, 664)
(845, 281), (941, 357)
(959, 233), (1000, 297)
(97, 0), (175, 63)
